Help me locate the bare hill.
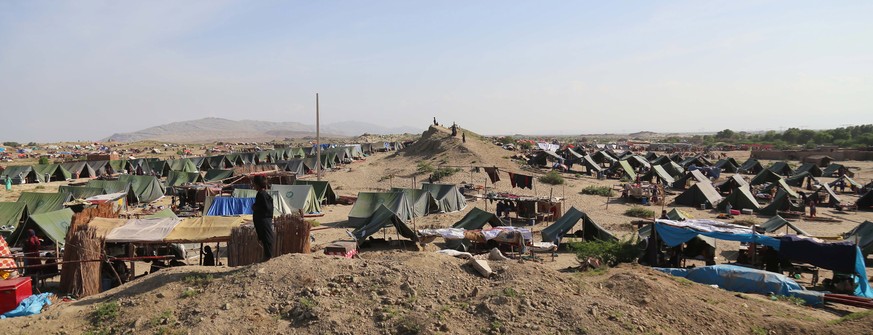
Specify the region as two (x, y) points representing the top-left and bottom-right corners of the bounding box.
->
(102, 117), (421, 143)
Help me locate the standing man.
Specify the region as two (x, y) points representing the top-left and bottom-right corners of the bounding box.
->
(5, 175), (10, 191)
(433, 117), (438, 126)
(251, 175), (275, 262)
(462, 132), (466, 143)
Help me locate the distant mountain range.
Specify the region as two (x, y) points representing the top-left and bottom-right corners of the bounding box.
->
(102, 117), (421, 143)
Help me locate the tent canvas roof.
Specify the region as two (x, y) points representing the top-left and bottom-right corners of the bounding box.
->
(58, 186), (106, 200)
(105, 218), (182, 243)
(166, 170), (204, 187)
(348, 192), (412, 227)
(452, 207), (503, 230)
(17, 191), (71, 215)
(541, 207), (617, 243)
(740, 158), (764, 174)
(716, 186), (760, 211)
(60, 161), (96, 178)
(757, 215), (809, 236)
(271, 184), (322, 214)
(857, 190), (873, 210)
(580, 154), (602, 173)
(758, 189), (804, 216)
(163, 216), (248, 243)
(767, 162), (793, 176)
(231, 189), (294, 216)
(204, 169), (234, 182)
(118, 175), (165, 203)
(674, 182), (722, 209)
(350, 205), (418, 243)
(420, 183), (467, 213)
(0, 202), (27, 229)
(9, 208), (73, 246)
(845, 221), (873, 255)
(750, 169), (782, 186)
(647, 165), (676, 185)
(294, 180), (337, 204)
(795, 163), (823, 177)
(391, 188), (437, 218)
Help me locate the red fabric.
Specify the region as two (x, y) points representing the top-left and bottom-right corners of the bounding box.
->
(24, 236), (40, 254)
(0, 236), (15, 270)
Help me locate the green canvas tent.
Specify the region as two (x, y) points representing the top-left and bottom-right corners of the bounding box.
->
(86, 180), (133, 196)
(349, 205), (418, 243)
(784, 171), (813, 187)
(641, 165), (676, 185)
(758, 189), (804, 216)
(592, 150), (618, 165)
(857, 190), (873, 210)
(32, 164), (71, 182)
(167, 159), (199, 173)
(674, 182), (722, 209)
(0, 165), (38, 184)
(17, 192), (71, 215)
(624, 155), (651, 169)
(280, 159), (312, 176)
(661, 161), (685, 178)
(767, 162), (793, 176)
(9, 208), (74, 247)
(672, 169), (709, 189)
(0, 202), (27, 230)
(146, 160), (170, 177)
(231, 189), (294, 216)
(823, 164), (853, 177)
(60, 161), (97, 178)
(816, 183), (841, 207)
(713, 159), (739, 173)
(294, 180), (337, 204)
(608, 160), (636, 180)
(794, 163), (823, 177)
(669, 153), (684, 163)
(118, 175), (166, 203)
(207, 155), (233, 169)
(541, 207), (617, 243)
(451, 207), (503, 230)
(716, 174), (748, 193)
(760, 178), (799, 198)
(579, 154), (602, 174)
(107, 160), (130, 174)
(270, 184), (322, 214)
(144, 208), (179, 219)
(420, 183), (467, 213)
(666, 208), (689, 221)
(347, 192), (412, 227)
(750, 169), (782, 186)
(739, 158), (764, 175)
(679, 155), (711, 168)
(716, 186), (760, 211)
(189, 156), (207, 171)
(58, 186), (105, 200)
(756, 215), (809, 236)
(166, 170), (204, 187)
(86, 160), (109, 176)
(844, 221), (873, 256)
(204, 169), (234, 182)
(286, 147), (306, 159)
(391, 188), (438, 218)
(650, 156), (671, 165)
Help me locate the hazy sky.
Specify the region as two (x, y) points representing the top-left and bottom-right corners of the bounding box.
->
(1, 1), (871, 142)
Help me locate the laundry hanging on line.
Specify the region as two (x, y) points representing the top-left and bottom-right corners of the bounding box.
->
(484, 167), (500, 183)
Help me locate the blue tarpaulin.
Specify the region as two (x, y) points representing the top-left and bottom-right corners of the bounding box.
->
(206, 197), (255, 216)
(656, 265), (803, 296)
(1, 293), (53, 318)
(654, 220), (781, 250)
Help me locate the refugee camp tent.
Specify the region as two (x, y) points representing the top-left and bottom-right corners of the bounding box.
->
(107, 160), (130, 174)
(803, 155), (834, 167)
(760, 178), (800, 199)
(270, 184), (322, 214)
(204, 169), (234, 182)
(713, 159), (739, 173)
(674, 182), (722, 209)
(189, 156), (207, 171)
(84, 193), (128, 212)
(0, 165), (38, 184)
(579, 154), (602, 174)
(167, 158), (199, 173)
(32, 164), (71, 182)
(350, 205), (418, 243)
(541, 207), (617, 243)
(230, 189), (294, 216)
(794, 163), (823, 177)
(254, 151), (271, 164)
(390, 188), (437, 218)
(360, 143), (374, 155)
(641, 165), (676, 185)
(144, 160), (170, 177)
(767, 162), (793, 176)
(86, 160), (109, 176)
(644, 152), (658, 161)
(757, 215), (809, 236)
(8, 208), (73, 246)
(758, 189), (804, 216)
(608, 160), (636, 180)
(680, 156), (711, 168)
(58, 186), (105, 200)
(17, 192), (71, 215)
(739, 158), (764, 175)
(784, 171), (813, 188)
(60, 161), (96, 179)
(294, 180), (337, 204)
(844, 221), (873, 256)
(347, 192), (412, 227)
(661, 161), (685, 178)
(716, 174), (748, 193)
(823, 164), (854, 177)
(0, 202), (27, 230)
(857, 190), (873, 210)
(592, 151), (618, 165)
(207, 156), (233, 169)
(528, 150), (564, 167)
(666, 208), (690, 221)
(282, 159), (312, 176)
(238, 153), (256, 166)
(672, 169), (709, 189)
(451, 208), (503, 230)
(624, 155), (651, 169)
(669, 153), (684, 163)
(421, 183), (467, 213)
(716, 186), (760, 211)
(650, 155), (671, 166)
(118, 175), (165, 203)
(817, 183), (841, 207)
(86, 180), (133, 198)
(104, 218), (182, 243)
(750, 169), (782, 186)
(166, 170), (204, 187)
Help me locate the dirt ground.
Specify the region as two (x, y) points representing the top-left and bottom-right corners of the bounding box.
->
(3, 125), (873, 334)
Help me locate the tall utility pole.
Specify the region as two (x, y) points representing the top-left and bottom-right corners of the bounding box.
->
(316, 93), (321, 181)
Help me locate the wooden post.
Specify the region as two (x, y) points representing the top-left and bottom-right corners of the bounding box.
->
(199, 243), (203, 266)
(316, 93), (321, 181)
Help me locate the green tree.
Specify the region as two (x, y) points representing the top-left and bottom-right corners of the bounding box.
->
(797, 129), (816, 144)
(38, 156), (49, 165)
(2, 141), (20, 147)
(813, 132), (833, 145)
(715, 129), (735, 140)
(782, 128), (802, 144)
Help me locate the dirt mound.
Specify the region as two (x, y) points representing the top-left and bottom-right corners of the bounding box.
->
(7, 252), (872, 334)
(393, 126), (480, 162)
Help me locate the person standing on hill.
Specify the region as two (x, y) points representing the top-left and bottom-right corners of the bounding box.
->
(462, 132), (466, 143)
(251, 175), (275, 262)
(451, 122), (457, 136)
(433, 117), (438, 126)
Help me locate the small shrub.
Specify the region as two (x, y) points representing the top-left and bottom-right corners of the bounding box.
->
(305, 219), (321, 227)
(396, 315), (423, 334)
(430, 167), (460, 181)
(580, 185), (614, 197)
(830, 309), (873, 324)
(502, 287), (519, 298)
(570, 238), (640, 266)
(38, 156), (49, 165)
(183, 274), (213, 287)
(416, 162), (435, 174)
(538, 171), (565, 185)
(180, 288), (198, 298)
(93, 300), (119, 325)
(624, 206), (654, 218)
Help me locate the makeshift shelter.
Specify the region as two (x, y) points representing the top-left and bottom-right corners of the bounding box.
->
(739, 158), (764, 175)
(767, 162), (793, 176)
(451, 208), (503, 230)
(657, 265), (803, 297)
(844, 221), (873, 256)
(347, 192), (412, 227)
(9, 208), (74, 247)
(32, 164), (71, 182)
(674, 182), (722, 209)
(0, 202), (27, 230)
(104, 218), (182, 243)
(86, 160), (109, 176)
(0, 165), (38, 184)
(60, 161), (96, 179)
(823, 164), (854, 178)
(118, 175), (165, 203)
(206, 197), (255, 216)
(270, 184), (322, 214)
(750, 169), (782, 186)
(391, 188), (438, 218)
(716, 186), (760, 211)
(166, 170), (204, 187)
(204, 169), (234, 182)
(758, 189), (804, 216)
(541, 207), (617, 243)
(230, 189), (294, 217)
(163, 216), (248, 243)
(349, 205), (418, 243)
(294, 180), (337, 204)
(58, 186), (105, 200)
(17, 192), (71, 215)
(713, 159), (739, 173)
(794, 163), (823, 177)
(757, 215), (809, 236)
(84, 193), (128, 212)
(420, 183), (467, 213)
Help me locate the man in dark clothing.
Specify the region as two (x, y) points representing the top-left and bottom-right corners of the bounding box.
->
(251, 175), (275, 261)
(23, 229), (41, 276)
(202, 245), (216, 266)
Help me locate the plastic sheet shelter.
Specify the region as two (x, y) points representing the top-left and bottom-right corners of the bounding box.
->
(674, 182), (722, 209)
(390, 188), (437, 218)
(294, 180), (337, 204)
(794, 163), (823, 177)
(204, 169), (234, 182)
(118, 175), (165, 203)
(166, 171), (204, 187)
(105, 218), (182, 243)
(757, 215), (809, 236)
(58, 186), (105, 200)
(758, 189), (804, 216)
(17, 192), (71, 215)
(350, 205), (418, 243)
(657, 265), (803, 296)
(716, 186), (760, 211)
(654, 219), (781, 249)
(451, 207), (503, 230)
(778, 235), (873, 298)
(270, 185), (322, 214)
(9, 208), (74, 246)
(541, 207), (617, 243)
(0, 202), (27, 230)
(206, 197), (254, 216)
(420, 183), (467, 213)
(163, 216), (248, 243)
(60, 161), (96, 178)
(348, 192), (412, 228)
